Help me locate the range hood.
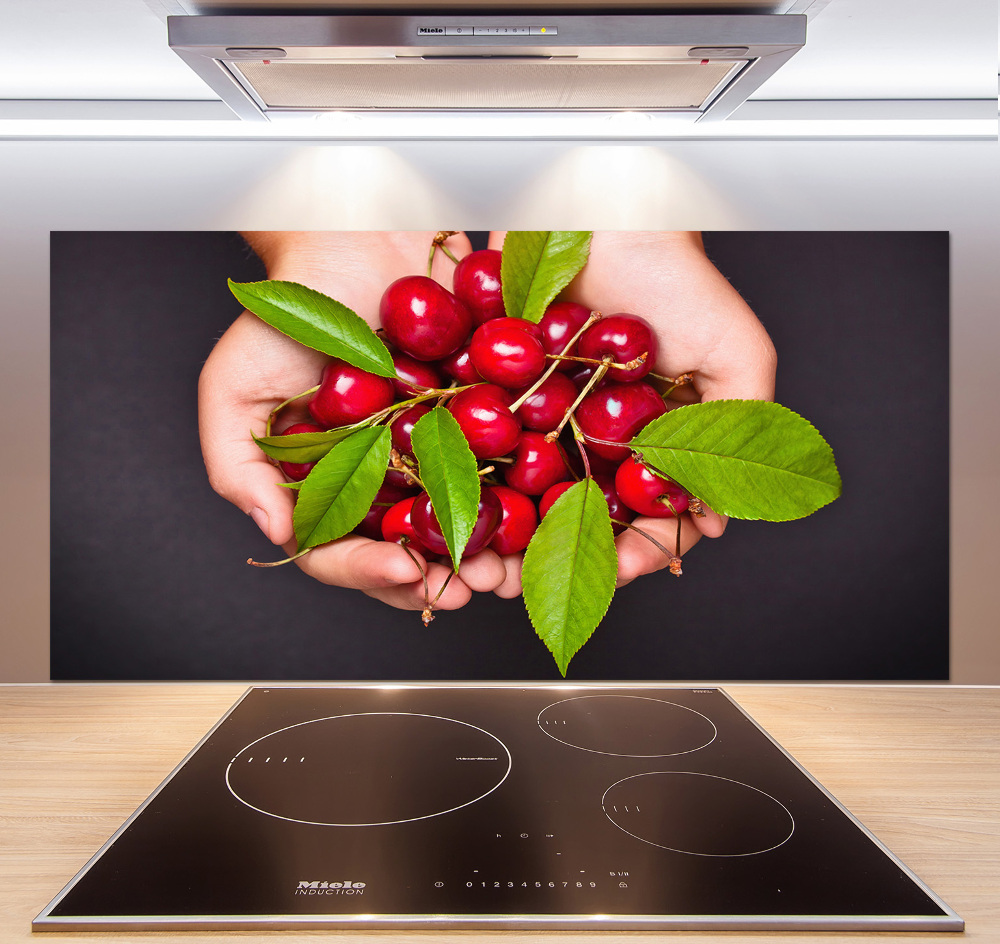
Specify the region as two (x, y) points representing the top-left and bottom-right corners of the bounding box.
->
(167, 13), (806, 122)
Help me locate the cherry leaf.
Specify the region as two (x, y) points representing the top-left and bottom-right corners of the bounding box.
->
(228, 278), (395, 378)
(501, 231), (593, 323)
(253, 425), (363, 464)
(292, 426), (391, 550)
(522, 478), (617, 677)
(629, 400), (842, 522)
(410, 406), (480, 570)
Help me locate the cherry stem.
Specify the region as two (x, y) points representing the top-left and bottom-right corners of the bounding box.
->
(365, 383), (476, 431)
(649, 370), (695, 399)
(400, 538), (429, 590)
(546, 351), (648, 372)
(544, 357), (612, 443)
(433, 569), (456, 603)
(570, 416), (593, 480)
(427, 231), (461, 276)
(423, 568), (456, 624)
(478, 465), (496, 478)
(389, 449), (424, 489)
(507, 311), (603, 414)
(648, 370), (694, 384)
(247, 546), (313, 568)
(620, 521), (683, 576)
(688, 497), (707, 518)
(265, 384), (321, 436)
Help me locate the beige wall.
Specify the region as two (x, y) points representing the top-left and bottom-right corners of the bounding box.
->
(2, 137), (997, 683)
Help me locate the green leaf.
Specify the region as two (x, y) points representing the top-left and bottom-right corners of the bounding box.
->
(228, 278), (394, 378)
(629, 400), (842, 522)
(292, 426), (391, 550)
(501, 231), (593, 323)
(410, 406), (480, 570)
(522, 479), (618, 677)
(253, 425), (362, 464)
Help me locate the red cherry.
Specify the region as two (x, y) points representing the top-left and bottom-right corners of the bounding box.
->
(567, 443), (620, 478)
(578, 313), (658, 382)
(538, 474), (634, 532)
(615, 455), (690, 518)
(487, 485), (539, 555)
(594, 472), (635, 532)
(308, 359), (395, 429)
(410, 488), (503, 557)
(355, 480), (415, 539)
(391, 352), (442, 398)
(468, 317), (546, 388)
(390, 403), (432, 457)
(504, 431), (572, 496)
(379, 275), (472, 361)
(565, 361), (607, 392)
(447, 384), (521, 459)
(518, 319), (545, 344)
(439, 344), (483, 385)
(538, 301), (592, 370)
(452, 249), (505, 325)
(574, 381), (667, 461)
(512, 372), (578, 432)
(380, 496), (430, 555)
(277, 422), (324, 481)
(538, 481), (574, 518)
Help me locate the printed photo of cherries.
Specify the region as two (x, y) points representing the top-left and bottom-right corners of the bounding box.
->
(53, 231), (949, 683)
(235, 230), (841, 675)
(262, 238), (698, 611)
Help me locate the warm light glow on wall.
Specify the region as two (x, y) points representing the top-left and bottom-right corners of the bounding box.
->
(222, 146), (463, 230)
(500, 147), (750, 230)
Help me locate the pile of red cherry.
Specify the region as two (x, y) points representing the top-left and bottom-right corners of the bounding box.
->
(277, 248), (690, 561)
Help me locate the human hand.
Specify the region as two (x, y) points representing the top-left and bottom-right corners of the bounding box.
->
(487, 231), (777, 597)
(198, 231), (507, 612)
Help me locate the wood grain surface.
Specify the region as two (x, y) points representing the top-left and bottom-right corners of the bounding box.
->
(2, 683), (997, 943)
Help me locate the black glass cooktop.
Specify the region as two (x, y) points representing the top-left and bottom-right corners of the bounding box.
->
(34, 686), (962, 932)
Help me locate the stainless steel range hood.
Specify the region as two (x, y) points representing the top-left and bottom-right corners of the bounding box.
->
(167, 13), (805, 122)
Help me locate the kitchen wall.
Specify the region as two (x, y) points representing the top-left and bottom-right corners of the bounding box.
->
(2, 136), (997, 683)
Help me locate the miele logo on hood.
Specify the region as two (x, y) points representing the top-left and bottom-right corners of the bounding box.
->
(295, 880), (366, 895)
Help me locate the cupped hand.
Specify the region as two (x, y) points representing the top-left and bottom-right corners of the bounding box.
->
(487, 230), (777, 593)
(199, 230), (508, 611)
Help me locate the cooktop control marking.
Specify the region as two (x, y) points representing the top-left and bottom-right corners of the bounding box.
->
(602, 771), (794, 857)
(537, 694), (717, 757)
(225, 712), (511, 827)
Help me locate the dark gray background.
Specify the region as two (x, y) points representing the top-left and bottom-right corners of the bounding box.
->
(50, 231), (949, 681)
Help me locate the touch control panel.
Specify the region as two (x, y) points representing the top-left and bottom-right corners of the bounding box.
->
(417, 25), (556, 36)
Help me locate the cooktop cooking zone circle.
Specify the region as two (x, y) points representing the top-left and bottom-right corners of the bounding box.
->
(537, 695), (717, 757)
(226, 712), (511, 827)
(603, 771), (795, 857)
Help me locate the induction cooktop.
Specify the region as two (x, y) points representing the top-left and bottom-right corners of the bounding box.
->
(34, 685), (962, 932)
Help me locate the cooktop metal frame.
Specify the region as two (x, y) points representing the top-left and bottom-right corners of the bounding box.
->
(33, 684), (964, 932)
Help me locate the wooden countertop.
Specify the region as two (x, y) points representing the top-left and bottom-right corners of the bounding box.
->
(2, 683), (997, 942)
